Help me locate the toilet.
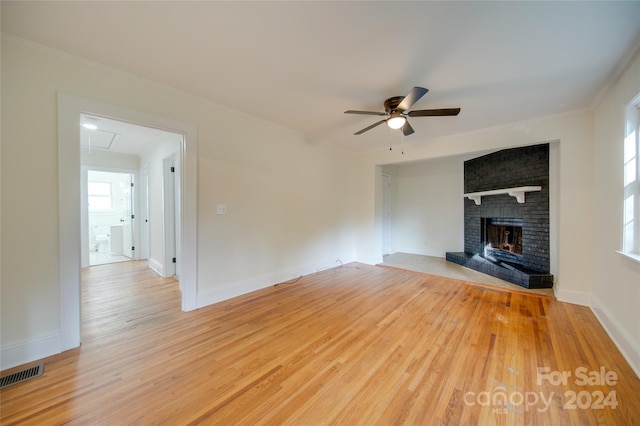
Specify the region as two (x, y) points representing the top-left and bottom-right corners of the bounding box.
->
(93, 225), (111, 252)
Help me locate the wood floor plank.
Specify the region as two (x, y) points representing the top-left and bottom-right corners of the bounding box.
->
(1, 260), (639, 425)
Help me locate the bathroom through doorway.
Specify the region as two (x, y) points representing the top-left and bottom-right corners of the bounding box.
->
(86, 170), (136, 266)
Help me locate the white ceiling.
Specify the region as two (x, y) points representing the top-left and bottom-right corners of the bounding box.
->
(3, 1), (640, 152)
(80, 114), (181, 157)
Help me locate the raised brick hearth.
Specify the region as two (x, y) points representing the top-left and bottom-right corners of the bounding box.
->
(446, 143), (554, 289)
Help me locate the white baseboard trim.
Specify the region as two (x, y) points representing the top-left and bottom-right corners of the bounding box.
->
(197, 269), (307, 309)
(591, 295), (640, 379)
(196, 257), (359, 309)
(148, 257), (163, 277)
(1, 333), (61, 371)
(196, 267), (307, 308)
(555, 288), (591, 306)
(197, 276), (276, 308)
(554, 289), (640, 378)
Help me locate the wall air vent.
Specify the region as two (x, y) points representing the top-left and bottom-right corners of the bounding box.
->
(0, 363), (44, 389)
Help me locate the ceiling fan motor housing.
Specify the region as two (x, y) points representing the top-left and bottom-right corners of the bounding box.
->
(384, 96), (405, 114)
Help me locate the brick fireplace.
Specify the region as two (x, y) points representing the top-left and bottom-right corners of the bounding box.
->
(446, 143), (554, 289)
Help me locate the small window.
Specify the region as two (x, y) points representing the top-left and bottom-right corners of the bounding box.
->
(88, 181), (112, 211)
(622, 95), (640, 256)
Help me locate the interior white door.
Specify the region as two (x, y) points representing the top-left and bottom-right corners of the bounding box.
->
(121, 174), (134, 258)
(382, 173), (392, 256)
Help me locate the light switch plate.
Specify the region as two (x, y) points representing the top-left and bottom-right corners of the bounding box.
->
(216, 203), (227, 215)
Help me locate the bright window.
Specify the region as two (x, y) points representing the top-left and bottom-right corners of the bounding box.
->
(88, 181), (112, 211)
(623, 95), (640, 256)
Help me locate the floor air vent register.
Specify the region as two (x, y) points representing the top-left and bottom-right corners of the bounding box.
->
(0, 363), (44, 389)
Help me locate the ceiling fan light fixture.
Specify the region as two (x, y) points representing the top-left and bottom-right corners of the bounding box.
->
(386, 114), (406, 130)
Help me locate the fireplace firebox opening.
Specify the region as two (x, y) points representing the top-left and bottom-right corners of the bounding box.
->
(482, 218), (523, 265)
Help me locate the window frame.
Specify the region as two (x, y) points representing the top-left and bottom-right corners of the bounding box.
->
(620, 94), (640, 263)
(87, 180), (114, 212)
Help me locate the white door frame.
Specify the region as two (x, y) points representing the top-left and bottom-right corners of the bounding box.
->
(57, 93), (198, 351)
(121, 172), (134, 259)
(82, 167), (139, 267)
(139, 167), (150, 261)
(163, 154), (178, 279)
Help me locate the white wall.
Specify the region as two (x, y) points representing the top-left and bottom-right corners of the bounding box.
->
(383, 157), (464, 257)
(196, 122), (362, 305)
(0, 36), (361, 369)
(592, 52), (640, 376)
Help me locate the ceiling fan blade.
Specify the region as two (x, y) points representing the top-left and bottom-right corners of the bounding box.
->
(402, 121), (415, 136)
(344, 110), (387, 116)
(408, 108), (461, 117)
(397, 87), (429, 111)
(354, 120), (386, 135)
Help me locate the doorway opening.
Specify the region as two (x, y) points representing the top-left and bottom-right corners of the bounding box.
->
(58, 93), (199, 352)
(79, 114), (182, 276)
(86, 170), (136, 266)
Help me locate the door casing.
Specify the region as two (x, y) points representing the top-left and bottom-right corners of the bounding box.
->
(58, 93), (198, 352)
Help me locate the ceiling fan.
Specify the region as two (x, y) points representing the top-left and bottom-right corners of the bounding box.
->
(344, 87), (460, 136)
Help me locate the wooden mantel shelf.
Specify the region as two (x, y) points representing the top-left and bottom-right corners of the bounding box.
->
(464, 186), (542, 205)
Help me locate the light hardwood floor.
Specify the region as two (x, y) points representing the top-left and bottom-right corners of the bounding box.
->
(1, 261), (639, 425)
(381, 252), (555, 297)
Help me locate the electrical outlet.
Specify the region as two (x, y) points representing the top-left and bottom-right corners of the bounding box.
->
(216, 203), (227, 215)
